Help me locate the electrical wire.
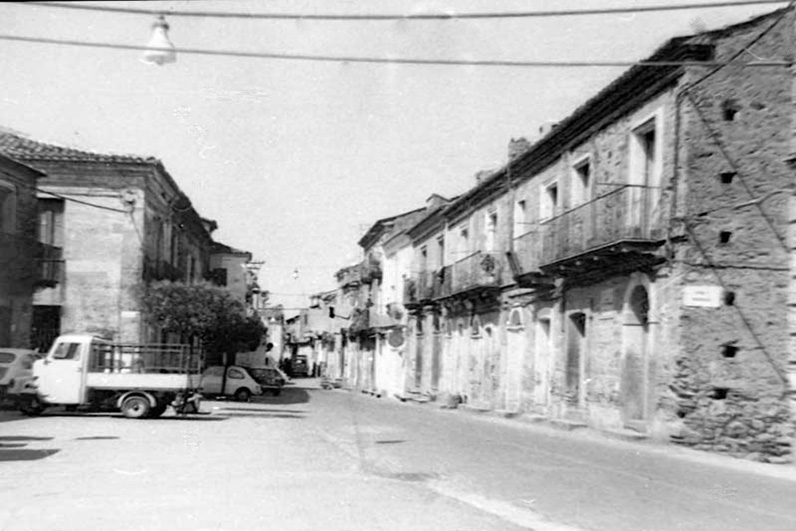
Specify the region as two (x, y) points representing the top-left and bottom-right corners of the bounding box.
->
(36, 188), (130, 213)
(0, 34), (792, 68)
(26, 1), (791, 20)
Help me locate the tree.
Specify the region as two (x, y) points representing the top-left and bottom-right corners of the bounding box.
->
(140, 280), (264, 363)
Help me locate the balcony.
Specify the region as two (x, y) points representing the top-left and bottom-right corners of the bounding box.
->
(404, 267), (450, 308)
(538, 185), (665, 276)
(512, 228), (550, 288)
(349, 307), (370, 334)
(335, 264), (362, 289)
(448, 251), (507, 297)
(36, 243), (64, 288)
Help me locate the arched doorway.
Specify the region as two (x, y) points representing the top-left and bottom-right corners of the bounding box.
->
(622, 284), (650, 426)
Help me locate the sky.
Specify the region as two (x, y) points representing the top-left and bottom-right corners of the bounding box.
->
(0, 0), (786, 310)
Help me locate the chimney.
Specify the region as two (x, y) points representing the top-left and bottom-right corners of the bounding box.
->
(508, 137), (531, 162)
(426, 194), (446, 210)
(538, 121), (558, 139)
(474, 170), (493, 185)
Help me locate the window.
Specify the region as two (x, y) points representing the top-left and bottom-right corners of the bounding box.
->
(513, 199), (527, 238)
(436, 236), (445, 268)
(459, 227), (469, 256)
(52, 342), (81, 360)
(212, 268), (227, 286)
(540, 182), (558, 220)
(470, 315), (482, 337)
(485, 211), (498, 252)
(420, 245), (428, 272)
(170, 225), (181, 265)
(629, 112), (663, 227)
(631, 116), (660, 189)
(572, 158), (591, 207)
(0, 181), (17, 235)
(228, 368), (245, 379)
(38, 199), (64, 246)
(206, 366), (224, 377)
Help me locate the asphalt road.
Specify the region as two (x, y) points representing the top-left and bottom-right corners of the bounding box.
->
(2, 381), (796, 531)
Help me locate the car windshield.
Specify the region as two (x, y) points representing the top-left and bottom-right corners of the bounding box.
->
(0, 352), (17, 364)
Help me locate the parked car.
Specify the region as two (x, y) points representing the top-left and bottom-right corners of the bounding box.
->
(245, 367), (285, 396)
(291, 356), (310, 377)
(0, 349), (40, 397)
(200, 366), (262, 402)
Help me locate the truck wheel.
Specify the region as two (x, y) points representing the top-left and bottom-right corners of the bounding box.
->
(20, 396), (45, 417)
(121, 395), (151, 419)
(234, 388), (251, 402)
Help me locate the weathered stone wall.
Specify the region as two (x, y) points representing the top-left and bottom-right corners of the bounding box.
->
(671, 9), (794, 462)
(0, 161), (39, 347)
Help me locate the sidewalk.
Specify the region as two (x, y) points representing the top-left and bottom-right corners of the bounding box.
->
(348, 388), (796, 484)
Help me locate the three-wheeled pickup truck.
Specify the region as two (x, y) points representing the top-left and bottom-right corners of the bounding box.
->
(19, 334), (203, 418)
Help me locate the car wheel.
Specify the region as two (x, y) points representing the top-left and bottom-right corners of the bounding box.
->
(234, 388), (251, 402)
(121, 395), (151, 419)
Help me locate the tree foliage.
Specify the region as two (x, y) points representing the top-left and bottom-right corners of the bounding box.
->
(140, 281), (264, 357)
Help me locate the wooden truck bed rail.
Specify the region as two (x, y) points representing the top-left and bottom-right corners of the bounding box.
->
(88, 343), (203, 375)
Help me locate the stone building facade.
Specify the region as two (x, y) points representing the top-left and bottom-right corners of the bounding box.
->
(343, 7), (796, 462)
(0, 153), (44, 347)
(0, 130), (217, 346)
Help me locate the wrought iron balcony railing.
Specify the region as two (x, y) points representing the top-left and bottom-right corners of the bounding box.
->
(449, 251), (507, 295)
(512, 185), (665, 271)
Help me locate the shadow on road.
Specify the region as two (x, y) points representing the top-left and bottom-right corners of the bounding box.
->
(0, 408), (28, 424)
(0, 435), (60, 462)
(221, 407), (308, 414)
(0, 448), (60, 462)
(250, 386), (311, 405)
(23, 410), (229, 422)
(218, 412), (305, 419)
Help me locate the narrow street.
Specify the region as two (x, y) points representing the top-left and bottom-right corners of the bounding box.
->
(2, 381), (796, 531)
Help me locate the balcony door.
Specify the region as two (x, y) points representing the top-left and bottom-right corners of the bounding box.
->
(628, 113), (662, 237)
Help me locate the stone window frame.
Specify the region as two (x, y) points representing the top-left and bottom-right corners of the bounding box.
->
(628, 107), (665, 226)
(513, 197), (528, 239)
(539, 180), (559, 222)
(484, 208), (498, 252)
(569, 152), (593, 209)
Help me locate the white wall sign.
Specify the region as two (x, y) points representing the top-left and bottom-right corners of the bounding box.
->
(683, 285), (723, 308)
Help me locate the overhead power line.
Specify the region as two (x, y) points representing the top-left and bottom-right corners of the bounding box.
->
(0, 34), (792, 68)
(27, 1), (790, 21)
(36, 188), (130, 213)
